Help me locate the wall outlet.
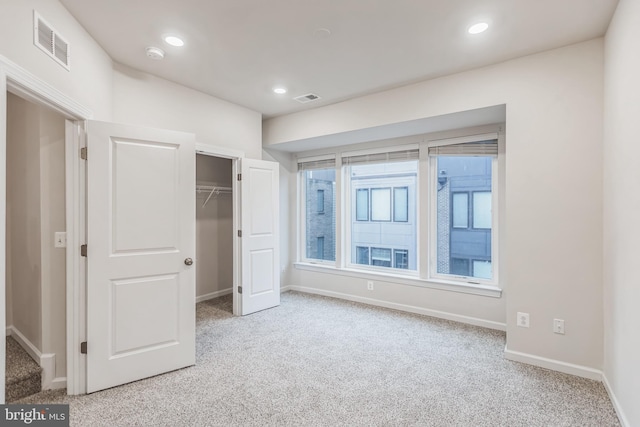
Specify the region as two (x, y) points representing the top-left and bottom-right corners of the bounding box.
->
(553, 319), (565, 334)
(517, 312), (530, 328)
(54, 231), (67, 248)
(367, 280), (374, 291)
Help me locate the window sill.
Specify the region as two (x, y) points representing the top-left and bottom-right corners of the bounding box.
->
(293, 262), (502, 298)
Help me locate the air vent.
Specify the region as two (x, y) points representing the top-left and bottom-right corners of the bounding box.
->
(33, 11), (70, 70)
(293, 93), (321, 104)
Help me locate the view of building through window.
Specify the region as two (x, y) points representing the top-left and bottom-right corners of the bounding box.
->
(303, 168), (336, 261)
(349, 160), (418, 270)
(435, 156), (492, 280)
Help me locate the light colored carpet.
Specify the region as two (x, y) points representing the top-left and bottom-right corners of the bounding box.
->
(17, 292), (619, 426)
(5, 336), (42, 402)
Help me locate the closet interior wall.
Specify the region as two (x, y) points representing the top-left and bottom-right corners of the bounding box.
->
(196, 154), (233, 300)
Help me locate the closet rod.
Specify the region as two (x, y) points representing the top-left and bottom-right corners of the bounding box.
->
(196, 184), (232, 208)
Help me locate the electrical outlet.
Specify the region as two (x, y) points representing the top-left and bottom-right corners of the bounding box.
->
(54, 231), (67, 248)
(517, 312), (530, 328)
(553, 319), (565, 334)
(367, 280), (374, 291)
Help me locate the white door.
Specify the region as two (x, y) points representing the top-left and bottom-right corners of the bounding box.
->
(238, 158), (280, 315)
(86, 120), (196, 393)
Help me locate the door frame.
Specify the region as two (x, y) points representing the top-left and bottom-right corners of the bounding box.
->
(195, 143), (245, 316)
(0, 55), (92, 400)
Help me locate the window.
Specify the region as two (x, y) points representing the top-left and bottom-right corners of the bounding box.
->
(297, 130), (501, 292)
(370, 188), (391, 221)
(299, 157), (336, 262)
(394, 249), (409, 269)
(346, 152), (418, 271)
(472, 192), (491, 229)
(371, 248), (392, 267)
(317, 190), (325, 213)
(356, 189), (369, 221)
(430, 138), (497, 282)
(473, 260), (492, 279)
(317, 237), (325, 259)
(356, 246), (370, 265)
(452, 193), (469, 228)
(393, 187), (409, 222)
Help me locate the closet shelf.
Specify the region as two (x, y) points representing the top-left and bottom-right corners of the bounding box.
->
(196, 182), (232, 208)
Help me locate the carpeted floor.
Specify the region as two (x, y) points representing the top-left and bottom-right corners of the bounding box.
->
(16, 292), (619, 426)
(5, 336), (42, 402)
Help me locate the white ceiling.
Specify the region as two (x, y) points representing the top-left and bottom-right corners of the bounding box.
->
(59, 0), (618, 118)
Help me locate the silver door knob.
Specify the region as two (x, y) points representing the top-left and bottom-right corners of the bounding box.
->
(184, 258), (193, 266)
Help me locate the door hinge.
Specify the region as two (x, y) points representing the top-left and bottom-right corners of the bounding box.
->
(237, 173), (242, 181)
(238, 286), (243, 294)
(80, 147), (87, 160)
(80, 244), (87, 257)
(80, 342), (87, 354)
(237, 230), (242, 238)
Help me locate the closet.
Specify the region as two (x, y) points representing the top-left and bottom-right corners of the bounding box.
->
(195, 154), (234, 309)
(5, 92), (67, 399)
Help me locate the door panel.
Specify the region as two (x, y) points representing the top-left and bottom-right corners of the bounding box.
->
(239, 159), (280, 315)
(86, 120), (195, 393)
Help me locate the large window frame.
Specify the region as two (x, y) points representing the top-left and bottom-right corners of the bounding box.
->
(295, 126), (503, 297)
(427, 137), (499, 287)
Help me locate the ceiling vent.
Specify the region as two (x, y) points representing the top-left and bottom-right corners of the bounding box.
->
(294, 93), (321, 104)
(33, 11), (70, 70)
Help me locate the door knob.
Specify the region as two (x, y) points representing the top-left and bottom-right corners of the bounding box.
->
(184, 258), (193, 266)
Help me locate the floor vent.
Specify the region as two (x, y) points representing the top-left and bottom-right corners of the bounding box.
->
(294, 93), (321, 104)
(33, 10), (70, 70)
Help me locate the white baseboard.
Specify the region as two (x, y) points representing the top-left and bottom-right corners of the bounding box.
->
(288, 285), (506, 331)
(195, 288), (232, 303)
(602, 374), (630, 427)
(5, 327), (11, 337)
(503, 346), (602, 381)
(49, 377), (67, 390)
(7, 326), (41, 365)
(280, 285), (292, 293)
(7, 326), (61, 390)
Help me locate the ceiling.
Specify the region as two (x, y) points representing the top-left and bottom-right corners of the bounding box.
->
(59, 0), (618, 119)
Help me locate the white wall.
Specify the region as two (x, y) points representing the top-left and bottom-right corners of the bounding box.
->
(0, 0), (114, 120)
(38, 101), (67, 378)
(603, 0), (640, 425)
(265, 39), (605, 371)
(6, 93), (43, 350)
(113, 64), (263, 160)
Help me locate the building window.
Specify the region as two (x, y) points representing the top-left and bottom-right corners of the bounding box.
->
(393, 187), (409, 222)
(347, 156), (418, 271)
(356, 246), (370, 265)
(371, 248), (392, 267)
(299, 159), (336, 262)
(394, 249), (409, 269)
(473, 260), (492, 279)
(472, 191), (491, 229)
(317, 237), (325, 259)
(317, 189), (325, 213)
(452, 193), (469, 228)
(370, 188), (391, 221)
(451, 258), (470, 276)
(356, 189), (369, 221)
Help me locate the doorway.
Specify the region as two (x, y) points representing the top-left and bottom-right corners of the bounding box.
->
(5, 92), (67, 400)
(195, 154), (234, 312)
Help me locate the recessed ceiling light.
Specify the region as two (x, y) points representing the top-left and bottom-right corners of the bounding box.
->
(468, 22), (489, 34)
(273, 87), (287, 95)
(164, 35), (184, 47)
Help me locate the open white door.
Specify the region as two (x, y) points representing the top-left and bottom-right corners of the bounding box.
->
(238, 158), (280, 315)
(86, 121), (196, 393)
